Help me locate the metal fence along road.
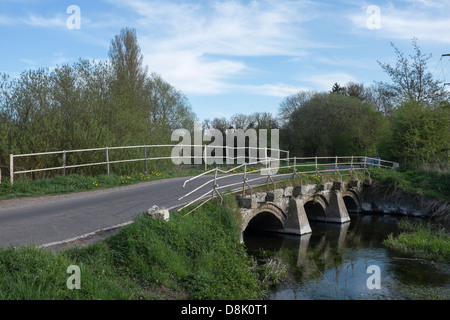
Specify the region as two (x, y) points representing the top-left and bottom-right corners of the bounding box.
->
(3, 144), (290, 185)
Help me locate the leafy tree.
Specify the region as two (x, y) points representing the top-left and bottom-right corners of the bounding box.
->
(281, 92), (384, 157)
(108, 27), (148, 145)
(389, 99), (449, 165)
(377, 38), (448, 106)
(278, 91), (316, 127)
(108, 27), (147, 91)
(144, 72), (196, 134)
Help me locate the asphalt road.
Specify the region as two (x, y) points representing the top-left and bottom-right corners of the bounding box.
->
(0, 172), (275, 248)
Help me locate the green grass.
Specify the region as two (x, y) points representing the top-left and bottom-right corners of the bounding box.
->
(383, 220), (450, 262)
(0, 194), (264, 300)
(0, 167), (206, 200)
(368, 167), (450, 202)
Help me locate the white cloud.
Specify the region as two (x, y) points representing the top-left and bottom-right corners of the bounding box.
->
(142, 50), (247, 94)
(106, 0), (321, 95)
(239, 83), (309, 97)
(20, 13), (66, 28)
(348, 2), (450, 43)
(123, 0), (318, 56)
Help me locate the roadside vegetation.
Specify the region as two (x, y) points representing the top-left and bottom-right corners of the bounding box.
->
(0, 167), (205, 200)
(0, 195), (280, 300)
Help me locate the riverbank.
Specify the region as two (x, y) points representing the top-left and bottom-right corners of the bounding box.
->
(363, 167), (449, 222)
(366, 167), (449, 263)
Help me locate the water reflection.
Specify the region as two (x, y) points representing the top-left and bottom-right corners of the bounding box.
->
(244, 214), (450, 300)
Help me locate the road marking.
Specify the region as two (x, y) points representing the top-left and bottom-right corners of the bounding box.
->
(39, 221), (134, 249)
(38, 203), (187, 249)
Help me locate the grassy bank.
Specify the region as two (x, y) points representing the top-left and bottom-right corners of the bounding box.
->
(0, 195), (267, 300)
(383, 220), (450, 262)
(0, 168), (205, 200)
(369, 167), (450, 261)
(368, 166), (450, 202)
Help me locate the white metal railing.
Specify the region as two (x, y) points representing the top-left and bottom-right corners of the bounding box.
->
(4, 144), (288, 185)
(177, 156), (398, 216)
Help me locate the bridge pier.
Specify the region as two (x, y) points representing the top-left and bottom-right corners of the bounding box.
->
(323, 182), (351, 223)
(285, 198), (312, 235)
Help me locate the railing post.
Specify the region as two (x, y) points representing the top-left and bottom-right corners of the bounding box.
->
(213, 167), (223, 203)
(0, 165), (2, 185)
(243, 163), (247, 197)
(105, 147), (110, 176)
(144, 145), (147, 174)
(315, 156), (318, 175)
(350, 155), (354, 177)
(293, 156), (296, 175)
(10, 154), (14, 185)
(335, 156), (338, 178)
(62, 151), (66, 176)
(265, 147), (268, 169)
(286, 151), (289, 168)
(204, 144), (207, 171)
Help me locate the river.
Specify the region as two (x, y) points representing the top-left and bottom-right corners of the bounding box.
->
(244, 213), (450, 300)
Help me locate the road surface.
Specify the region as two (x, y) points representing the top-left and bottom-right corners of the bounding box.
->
(0, 173), (275, 249)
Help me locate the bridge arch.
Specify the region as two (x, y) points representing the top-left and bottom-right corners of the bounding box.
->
(303, 195), (328, 222)
(243, 202), (286, 234)
(342, 190), (360, 212)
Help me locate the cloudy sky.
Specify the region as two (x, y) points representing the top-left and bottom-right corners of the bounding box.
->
(1, 0), (449, 121)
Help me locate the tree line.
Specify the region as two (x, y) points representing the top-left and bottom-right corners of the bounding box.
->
(0, 33), (448, 179)
(203, 39), (449, 167)
(0, 28), (196, 176)
(276, 39), (449, 167)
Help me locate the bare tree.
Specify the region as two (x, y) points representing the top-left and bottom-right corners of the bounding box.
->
(377, 38), (448, 106)
(278, 91), (316, 125)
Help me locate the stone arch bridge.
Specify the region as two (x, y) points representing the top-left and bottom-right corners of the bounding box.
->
(236, 179), (364, 239)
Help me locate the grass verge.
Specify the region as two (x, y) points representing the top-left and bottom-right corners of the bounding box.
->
(0, 194), (267, 300)
(383, 220), (450, 262)
(0, 168), (205, 200)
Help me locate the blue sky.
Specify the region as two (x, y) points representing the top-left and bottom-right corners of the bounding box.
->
(1, 0), (449, 121)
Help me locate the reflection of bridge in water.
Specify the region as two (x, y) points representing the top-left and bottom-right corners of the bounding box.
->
(244, 214), (404, 298)
(244, 220), (351, 283)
